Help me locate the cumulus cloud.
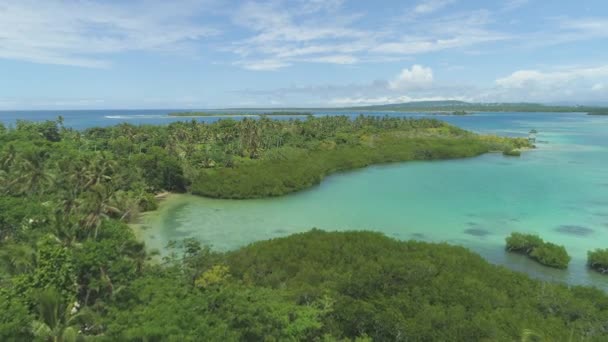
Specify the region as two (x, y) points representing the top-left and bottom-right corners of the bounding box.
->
(389, 65), (434, 90)
(233, 62), (608, 106)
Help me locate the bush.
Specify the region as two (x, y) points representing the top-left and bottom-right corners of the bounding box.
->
(505, 232), (543, 253)
(506, 233), (570, 269)
(588, 249), (608, 274)
(529, 243), (570, 269)
(503, 149), (521, 157)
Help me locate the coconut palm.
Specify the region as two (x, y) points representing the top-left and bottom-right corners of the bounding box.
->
(10, 150), (54, 195)
(82, 152), (116, 189)
(0, 243), (36, 275)
(0, 144), (17, 171)
(31, 288), (98, 342)
(79, 184), (122, 239)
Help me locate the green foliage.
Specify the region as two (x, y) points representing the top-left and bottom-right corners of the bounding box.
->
(227, 230), (608, 341)
(506, 232), (544, 253)
(1, 116), (569, 341)
(104, 271), (326, 341)
(169, 111), (313, 117)
(503, 149), (522, 156)
(0, 289), (33, 341)
(588, 248), (608, 274)
(529, 243), (571, 269)
(506, 233), (571, 269)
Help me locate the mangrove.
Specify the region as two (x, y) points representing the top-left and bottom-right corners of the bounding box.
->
(506, 232), (571, 269)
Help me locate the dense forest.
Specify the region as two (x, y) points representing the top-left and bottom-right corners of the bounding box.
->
(6, 116), (606, 341)
(168, 111), (313, 117)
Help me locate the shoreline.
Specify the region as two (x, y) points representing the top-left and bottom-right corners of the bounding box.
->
(167, 114), (312, 118)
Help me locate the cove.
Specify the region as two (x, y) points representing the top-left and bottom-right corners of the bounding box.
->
(137, 112), (608, 289)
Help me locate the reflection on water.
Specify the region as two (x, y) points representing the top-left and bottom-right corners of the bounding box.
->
(133, 112), (608, 290)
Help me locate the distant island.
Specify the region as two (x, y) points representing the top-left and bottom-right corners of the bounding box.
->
(429, 110), (471, 116)
(211, 101), (608, 114)
(344, 100), (608, 114)
(168, 111), (313, 117)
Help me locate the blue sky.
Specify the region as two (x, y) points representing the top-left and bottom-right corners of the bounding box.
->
(0, 0), (607, 109)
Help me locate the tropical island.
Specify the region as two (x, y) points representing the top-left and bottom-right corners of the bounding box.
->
(168, 111), (313, 117)
(3, 117), (608, 341)
(156, 101), (608, 124)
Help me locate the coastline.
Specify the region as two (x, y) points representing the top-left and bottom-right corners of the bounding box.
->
(167, 113), (311, 118)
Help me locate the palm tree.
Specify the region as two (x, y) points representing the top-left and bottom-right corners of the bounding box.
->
(0, 243), (36, 275)
(0, 144), (17, 171)
(82, 152), (116, 189)
(121, 240), (150, 273)
(10, 150), (54, 195)
(31, 288), (98, 342)
(79, 184), (121, 239)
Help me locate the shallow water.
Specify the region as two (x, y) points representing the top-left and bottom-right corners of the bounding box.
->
(4, 109), (608, 288)
(134, 112), (608, 290)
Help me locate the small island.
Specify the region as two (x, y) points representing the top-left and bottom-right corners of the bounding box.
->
(587, 112), (608, 116)
(505, 232), (571, 269)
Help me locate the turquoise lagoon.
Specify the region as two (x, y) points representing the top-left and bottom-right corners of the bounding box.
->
(116, 112), (605, 289)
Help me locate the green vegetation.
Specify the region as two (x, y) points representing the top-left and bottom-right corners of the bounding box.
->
(452, 110), (469, 115)
(200, 101), (608, 114)
(506, 233), (571, 269)
(588, 249), (608, 274)
(186, 116), (530, 198)
(5, 117), (600, 340)
(587, 112), (608, 116)
(168, 111), (313, 117)
(503, 149), (522, 157)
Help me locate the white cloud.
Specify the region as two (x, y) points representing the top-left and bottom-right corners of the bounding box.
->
(414, 0), (456, 15)
(234, 62), (608, 106)
(228, 2), (509, 71)
(389, 65), (434, 90)
(237, 59), (291, 71)
(329, 95), (468, 106)
(496, 66), (608, 89)
(502, 0), (530, 12)
(303, 55), (358, 64)
(0, 0), (218, 67)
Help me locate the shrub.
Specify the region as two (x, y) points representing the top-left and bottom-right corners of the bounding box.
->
(505, 233), (543, 254)
(529, 243), (570, 269)
(505, 233), (570, 269)
(503, 149), (521, 157)
(588, 249), (608, 274)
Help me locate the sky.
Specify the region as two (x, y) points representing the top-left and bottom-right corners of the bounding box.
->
(0, 0), (607, 109)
